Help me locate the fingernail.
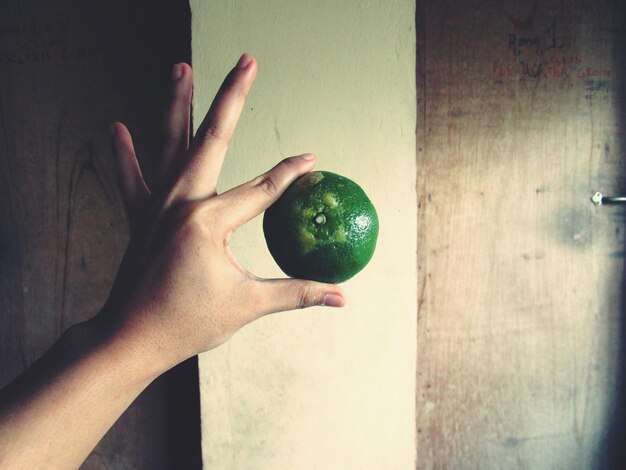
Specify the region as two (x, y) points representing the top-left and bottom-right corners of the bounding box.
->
(323, 293), (344, 308)
(172, 63), (183, 81)
(301, 153), (315, 161)
(236, 53), (253, 69)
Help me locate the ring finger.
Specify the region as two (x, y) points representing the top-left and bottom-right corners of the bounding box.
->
(159, 62), (193, 186)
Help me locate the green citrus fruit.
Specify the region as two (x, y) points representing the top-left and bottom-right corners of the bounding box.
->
(263, 171), (379, 283)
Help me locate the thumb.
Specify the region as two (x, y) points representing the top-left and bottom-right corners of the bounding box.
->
(254, 278), (345, 317)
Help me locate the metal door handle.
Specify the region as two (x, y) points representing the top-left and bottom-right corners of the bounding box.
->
(591, 192), (626, 206)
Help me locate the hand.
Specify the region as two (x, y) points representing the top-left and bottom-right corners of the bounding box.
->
(104, 54), (345, 372)
(0, 54), (347, 469)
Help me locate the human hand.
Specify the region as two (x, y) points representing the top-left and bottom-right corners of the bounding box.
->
(104, 54), (345, 373)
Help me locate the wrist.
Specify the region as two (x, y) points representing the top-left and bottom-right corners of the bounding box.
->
(67, 314), (167, 387)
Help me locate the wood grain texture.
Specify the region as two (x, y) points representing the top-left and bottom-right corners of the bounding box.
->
(0, 1), (200, 468)
(417, 1), (626, 468)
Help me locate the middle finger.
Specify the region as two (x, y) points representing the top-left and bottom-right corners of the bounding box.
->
(160, 62), (193, 185)
(176, 53), (257, 201)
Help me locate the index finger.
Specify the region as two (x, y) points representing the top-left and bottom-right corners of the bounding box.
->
(215, 154), (317, 232)
(180, 54), (257, 200)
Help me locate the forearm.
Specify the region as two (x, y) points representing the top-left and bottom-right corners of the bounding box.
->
(0, 316), (163, 469)
(0, 54), (344, 468)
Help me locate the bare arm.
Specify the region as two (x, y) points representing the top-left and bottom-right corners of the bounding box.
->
(0, 54), (344, 469)
(0, 319), (162, 468)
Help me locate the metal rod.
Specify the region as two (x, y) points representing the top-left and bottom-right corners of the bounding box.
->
(591, 192), (626, 206)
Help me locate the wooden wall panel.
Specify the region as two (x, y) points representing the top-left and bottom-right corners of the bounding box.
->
(417, 1), (626, 468)
(0, 1), (200, 468)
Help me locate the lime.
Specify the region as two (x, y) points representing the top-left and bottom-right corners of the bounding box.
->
(263, 171), (379, 283)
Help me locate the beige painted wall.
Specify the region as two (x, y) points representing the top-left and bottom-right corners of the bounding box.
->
(191, 1), (417, 468)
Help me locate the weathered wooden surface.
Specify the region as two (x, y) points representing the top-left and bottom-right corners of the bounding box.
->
(0, 1), (200, 468)
(417, 1), (626, 468)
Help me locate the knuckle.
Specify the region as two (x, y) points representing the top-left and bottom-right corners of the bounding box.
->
(202, 123), (227, 143)
(297, 293), (309, 309)
(253, 173), (280, 198)
(251, 156), (305, 198)
(197, 116), (231, 148)
(279, 156), (301, 169)
(176, 201), (212, 239)
(296, 285), (319, 309)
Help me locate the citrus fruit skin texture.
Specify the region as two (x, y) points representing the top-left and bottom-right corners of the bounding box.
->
(263, 171), (379, 284)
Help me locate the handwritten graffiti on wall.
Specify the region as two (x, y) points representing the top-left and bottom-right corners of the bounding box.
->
(0, 15), (108, 66)
(492, 4), (612, 101)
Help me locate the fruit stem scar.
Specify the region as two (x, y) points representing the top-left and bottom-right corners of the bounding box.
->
(314, 213), (326, 225)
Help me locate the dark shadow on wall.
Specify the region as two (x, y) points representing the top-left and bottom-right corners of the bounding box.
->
(95, 2), (201, 467)
(0, 0), (200, 467)
(88, 0), (202, 467)
(109, 2), (202, 468)
(602, 2), (626, 469)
